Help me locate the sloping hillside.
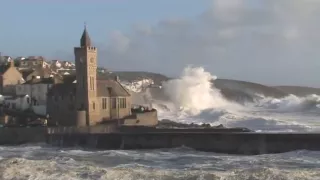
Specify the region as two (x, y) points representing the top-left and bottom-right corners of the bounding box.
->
(214, 79), (288, 98)
(98, 71), (169, 85)
(274, 86), (320, 96)
(97, 71), (318, 100)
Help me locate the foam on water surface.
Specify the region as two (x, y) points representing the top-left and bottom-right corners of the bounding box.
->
(0, 145), (319, 180)
(130, 66), (320, 132)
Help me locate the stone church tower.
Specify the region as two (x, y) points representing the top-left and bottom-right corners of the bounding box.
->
(74, 25), (100, 126)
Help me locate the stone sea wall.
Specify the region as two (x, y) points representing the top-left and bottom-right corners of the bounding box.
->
(1, 126), (320, 155)
(0, 127), (46, 145)
(46, 131), (320, 155)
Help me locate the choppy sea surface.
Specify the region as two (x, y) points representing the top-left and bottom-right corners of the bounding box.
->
(0, 144), (319, 180)
(2, 67), (320, 179)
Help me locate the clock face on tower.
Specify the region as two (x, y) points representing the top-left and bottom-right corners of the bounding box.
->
(79, 57), (84, 63)
(90, 58), (95, 63)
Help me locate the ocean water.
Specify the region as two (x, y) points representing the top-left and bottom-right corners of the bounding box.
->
(151, 67), (320, 132)
(3, 66), (320, 179)
(0, 144), (319, 180)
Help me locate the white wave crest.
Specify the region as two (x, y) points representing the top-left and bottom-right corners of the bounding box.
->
(141, 66), (320, 132)
(0, 146), (319, 180)
(256, 94), (320, 112)
(161, 66), (240, 116)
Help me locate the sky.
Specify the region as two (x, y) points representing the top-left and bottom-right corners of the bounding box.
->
(1, 0), (320, 87)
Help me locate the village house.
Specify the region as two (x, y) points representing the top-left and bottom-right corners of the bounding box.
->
(16, 76), (62, 106)
(2, 94), (30, 111)
(51, 60), (61, 68)
(19, 67), (55, 81)
(0, 61), (25, 95)
(46, 26), (158, 127)
(19, 56), (46, 69)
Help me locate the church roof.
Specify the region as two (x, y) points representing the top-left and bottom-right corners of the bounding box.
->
(97, 80), (130, 97)
(47, 79), (130, 97)
(80, 26), (91, 47)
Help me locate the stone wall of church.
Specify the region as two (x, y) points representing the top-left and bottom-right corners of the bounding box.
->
(123, 110), (158, 127)
(110, 96), (132, 119)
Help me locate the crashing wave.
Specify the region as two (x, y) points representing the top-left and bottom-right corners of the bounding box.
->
(129, 66), (320, 132)
(120, 79), (155, 93)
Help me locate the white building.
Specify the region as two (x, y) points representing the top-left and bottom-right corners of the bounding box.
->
(2, 94), (46, 115)
(50, 60), (61, 68)
(2, 95), (30, 110)
(15, 77), (60, 105)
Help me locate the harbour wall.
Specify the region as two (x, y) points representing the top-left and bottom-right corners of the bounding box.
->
(119, 132), (320, 154)
(0, 127), (46, 145)
(46, 131), (320, 155)
(0, 126), (320, 155)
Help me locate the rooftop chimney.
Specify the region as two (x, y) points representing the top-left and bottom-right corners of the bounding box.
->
(114, 76), (119, 81)
(107, 87), (112, 96)
(9, 60), (15, 67)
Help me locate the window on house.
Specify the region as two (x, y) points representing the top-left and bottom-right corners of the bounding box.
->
(93, 102), (95, 110)
(112, 98), (117, 109)
(119, 98), (126, 108)
(102, 98), (107, 109)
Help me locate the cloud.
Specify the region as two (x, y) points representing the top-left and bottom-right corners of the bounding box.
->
(99, 0), (320, 86)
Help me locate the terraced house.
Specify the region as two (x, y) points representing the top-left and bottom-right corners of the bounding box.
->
(0, 61), (24, 95)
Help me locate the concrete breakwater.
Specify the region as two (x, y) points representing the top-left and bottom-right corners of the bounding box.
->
(47, 127), (320, 155)
(1, 127), (320, 155)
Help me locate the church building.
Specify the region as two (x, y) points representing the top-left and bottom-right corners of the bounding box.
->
(46, 26), (132, 126)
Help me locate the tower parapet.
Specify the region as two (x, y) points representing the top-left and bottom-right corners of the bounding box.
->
(74, 25), (99, 126)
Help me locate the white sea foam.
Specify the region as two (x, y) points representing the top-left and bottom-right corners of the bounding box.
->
(161, 66), (241, 115)
(131, 66), (320, 132)
(0, 145), (319, 180)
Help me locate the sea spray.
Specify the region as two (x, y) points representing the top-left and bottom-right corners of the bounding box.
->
(127, 66), (320, 132)
(161, 66), (233, 115)
(255, 94), (320, 112)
